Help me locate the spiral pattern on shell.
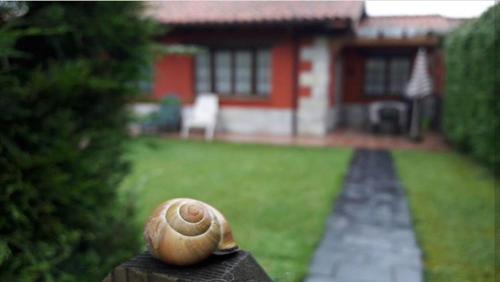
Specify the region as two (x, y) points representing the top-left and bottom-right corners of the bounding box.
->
(166, 200), (213, 236)
(144, 198), (237, 266)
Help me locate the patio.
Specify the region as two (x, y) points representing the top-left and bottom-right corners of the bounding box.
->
(165, 129), (449, 151)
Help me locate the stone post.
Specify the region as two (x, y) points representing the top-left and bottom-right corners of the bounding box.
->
(297, 37), (331, 136)
(103, 251), (272, 282)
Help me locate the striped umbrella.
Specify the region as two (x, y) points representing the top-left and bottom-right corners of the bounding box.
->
(405, 48), (433, 140)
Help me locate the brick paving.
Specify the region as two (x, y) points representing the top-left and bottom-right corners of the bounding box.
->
(304, 149), (423, 282)
(169, 129), (449, 151)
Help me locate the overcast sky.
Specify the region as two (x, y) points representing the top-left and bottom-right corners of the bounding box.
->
(365, 1), (496, 18)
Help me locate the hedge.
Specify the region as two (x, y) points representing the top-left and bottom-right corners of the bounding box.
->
(443, 4), (499, 173)
(0, 3), (157, 281)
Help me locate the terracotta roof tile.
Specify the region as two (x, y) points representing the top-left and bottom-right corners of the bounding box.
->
(147, 1), (364, 25)
(359, 15), (465, 32)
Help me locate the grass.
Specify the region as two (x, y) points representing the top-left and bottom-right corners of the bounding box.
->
(393, 151), (495, 282)
(120, 137), (352, 281)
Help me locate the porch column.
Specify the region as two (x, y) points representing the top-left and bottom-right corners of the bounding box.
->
(297, 37), (331, 136)
(328, 41), (344, 131)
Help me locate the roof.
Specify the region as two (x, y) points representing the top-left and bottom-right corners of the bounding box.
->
(357, 15), (466, 38)
(147, 1), (364, 25)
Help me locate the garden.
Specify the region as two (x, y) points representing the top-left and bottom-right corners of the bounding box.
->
(394, 151), (495, 282)
(120, 138), (351, 281)
(0, 2), (496, 282)
(117, 138), (495, 282)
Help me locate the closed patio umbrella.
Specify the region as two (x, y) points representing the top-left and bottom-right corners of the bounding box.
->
(405, 48), (433, 140)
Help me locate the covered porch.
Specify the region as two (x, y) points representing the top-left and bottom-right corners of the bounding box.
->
(328, 35), (444, 134)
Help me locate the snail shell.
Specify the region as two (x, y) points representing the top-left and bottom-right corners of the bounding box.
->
(144, 198), (238, 266)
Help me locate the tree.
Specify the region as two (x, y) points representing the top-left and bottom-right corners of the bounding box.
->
(0, 2), (158, 281)
(443, 4), (499, 173)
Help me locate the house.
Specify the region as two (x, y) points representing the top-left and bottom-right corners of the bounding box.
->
(146, 1), (464, 136)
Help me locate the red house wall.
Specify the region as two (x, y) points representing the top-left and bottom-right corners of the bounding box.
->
(433, 50), (445, 96)
(154, 55), (194, 103)
(269, 38), (296, 109)
(153, 31), (297, 110)
(342, 48), (365, 104)
(329, 47), (341, 107)
(153, 34), (446, 109)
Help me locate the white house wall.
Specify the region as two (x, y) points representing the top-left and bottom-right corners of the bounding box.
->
(297, 37), (333, 136)
(129, 103), (160, 117)
(182, 106), (293, 136)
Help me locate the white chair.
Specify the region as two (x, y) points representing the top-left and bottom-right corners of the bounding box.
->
(181, 93), (219, 140)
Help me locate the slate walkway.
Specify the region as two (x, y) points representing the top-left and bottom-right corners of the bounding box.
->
(305, 149), (423, 282)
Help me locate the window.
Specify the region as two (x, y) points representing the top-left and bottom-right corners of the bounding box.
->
(195, 50), (211, 93)
(389, 58), (410, 94)
(256, 50), (271, 95)
(214, 50), (231, 93)
(195, 48), (272, 96)
(234, 50), (252, 94)
(364, 56), (411, 96)
(365, 58), (386, 95)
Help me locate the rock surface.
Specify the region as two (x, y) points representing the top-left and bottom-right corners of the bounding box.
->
(103, 250), (271, 282)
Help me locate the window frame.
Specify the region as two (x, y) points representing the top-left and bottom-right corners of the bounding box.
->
(138, 59), (154, 96)
(195, 47), (272, 97)
(363, 53), (412, 97)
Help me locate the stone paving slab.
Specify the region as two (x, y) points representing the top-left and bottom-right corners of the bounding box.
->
(304, 149), (423, 282)
(169, 130), (449, 151)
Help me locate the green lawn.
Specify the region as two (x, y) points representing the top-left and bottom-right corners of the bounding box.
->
(120, 138), (352, 281)
(394, 151), (495, 282)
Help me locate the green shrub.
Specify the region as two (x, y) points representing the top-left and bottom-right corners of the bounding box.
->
(443, 4), (499, 173)
(0, 3), (157, 281)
